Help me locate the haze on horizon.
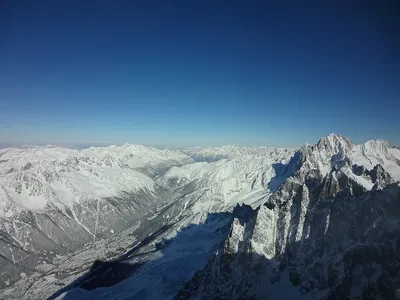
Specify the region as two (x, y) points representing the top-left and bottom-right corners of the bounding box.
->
(1, 1), (399, 147)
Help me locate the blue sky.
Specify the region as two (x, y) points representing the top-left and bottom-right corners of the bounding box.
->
(1, 1), (399, 147)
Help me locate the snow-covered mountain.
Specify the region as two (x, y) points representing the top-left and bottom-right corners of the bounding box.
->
(158, 147), (295, 211)
(176, 135), (400, 299)
(182, 145), (291, 162)
(0, 144), (193, 288)
(1, 135), (399, 299)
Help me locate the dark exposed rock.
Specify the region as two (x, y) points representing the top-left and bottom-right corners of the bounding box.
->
(352, 164), (367, 176)
(370, 164), (394, 187)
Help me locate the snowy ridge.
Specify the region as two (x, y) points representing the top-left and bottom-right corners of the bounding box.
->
(160, 148), (295, 212)
(0, 144), (194, 289)
(176, 134), (400, 299)
(0, 144), (193, 214)
(296, 134), (400, 187)
(183, 145), (293, 162)
(81, 144), (193, 176)
(1, 134), (400, 299)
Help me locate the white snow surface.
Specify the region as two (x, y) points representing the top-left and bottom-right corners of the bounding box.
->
(160, 148), (296, 210)
(0, 144), (192, 216)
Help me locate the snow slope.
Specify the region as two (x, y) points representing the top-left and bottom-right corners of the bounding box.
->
(0, 144), (193, 288)
(1, 134), (400, 299)
(159, 147), (295, 211)
(183, 145), (294, 162)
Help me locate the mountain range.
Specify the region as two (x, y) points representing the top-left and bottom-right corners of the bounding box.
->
(0, 134), (399, 299)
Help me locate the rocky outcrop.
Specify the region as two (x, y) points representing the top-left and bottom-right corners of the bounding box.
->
(177, 179), (400, 299)
(175, 135), (400, 300)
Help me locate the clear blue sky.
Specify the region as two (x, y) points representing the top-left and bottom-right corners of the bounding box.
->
(1, 0), (399, 147)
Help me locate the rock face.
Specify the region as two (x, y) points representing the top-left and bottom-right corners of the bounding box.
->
(175, 135), (400, 300)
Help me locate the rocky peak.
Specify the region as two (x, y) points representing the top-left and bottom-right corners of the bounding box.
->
(370, 164), (394, 187)
(293, 134), (355, 178)
(351, 163), (395, 189)
(232, 203), (257, 225)
(316, 134), (354, 154)
(225, 204), (258, 254)
(178, 169), (400, 299)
